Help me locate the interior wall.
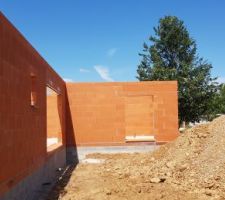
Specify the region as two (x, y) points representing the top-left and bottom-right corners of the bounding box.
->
(66, 82), (179, 146)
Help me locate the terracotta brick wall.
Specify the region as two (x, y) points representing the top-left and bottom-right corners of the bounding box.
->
(0, 12), (66, 196)
(0, 10), (179, 198)
(66, 82), (179, 146)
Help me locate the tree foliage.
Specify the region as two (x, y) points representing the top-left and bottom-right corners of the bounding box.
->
(206, 84), (225, 120)
(137, 16), (219, 123)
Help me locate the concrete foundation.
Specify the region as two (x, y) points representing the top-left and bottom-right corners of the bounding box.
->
(0, 147), (66, 200)
(67, 145), (158, 162)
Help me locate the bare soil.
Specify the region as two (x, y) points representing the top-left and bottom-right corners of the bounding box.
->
(47, 116), (225, 200)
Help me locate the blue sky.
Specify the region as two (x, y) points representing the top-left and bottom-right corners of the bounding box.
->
(1, 0), (225, 82)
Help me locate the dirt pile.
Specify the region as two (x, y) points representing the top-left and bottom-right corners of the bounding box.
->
(146, 115), (225, 198)
(47, 115), (225, 200)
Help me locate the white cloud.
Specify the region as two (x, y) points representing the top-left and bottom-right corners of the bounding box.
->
(107, 48), (117, 57)
(63, 78), (74, 82)
(94, 65), (114, 82)
(217, 77), (225, 84)
(79, 68), (90, 73)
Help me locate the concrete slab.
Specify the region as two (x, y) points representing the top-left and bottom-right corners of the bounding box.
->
(66, 145), (158, 162)
(47, 138), (59, 147)
(81, 158), (105, 164)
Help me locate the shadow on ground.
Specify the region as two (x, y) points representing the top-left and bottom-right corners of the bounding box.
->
(45, 164), (77, 200)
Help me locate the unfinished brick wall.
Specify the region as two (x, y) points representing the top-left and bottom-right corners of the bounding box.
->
(0, 11), (179, 199)
(0, 12), (66, 196)
(66, 82), (179, 146)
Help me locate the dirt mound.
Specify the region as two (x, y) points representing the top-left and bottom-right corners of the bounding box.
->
(47, 116), (225, 200)
(146, 115), (225, 198)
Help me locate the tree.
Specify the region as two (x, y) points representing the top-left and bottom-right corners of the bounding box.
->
(218, 84), (225, 113)
(217, 84), (225, 114)
(206, 84), (225, 120)
(137, 16), (219, 123)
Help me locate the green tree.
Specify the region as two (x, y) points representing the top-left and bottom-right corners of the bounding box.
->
(206, 84), (225, 120)
(137, 16), (218, 123)
(219, 84), (225, 113)
(217, 84), (225, 114)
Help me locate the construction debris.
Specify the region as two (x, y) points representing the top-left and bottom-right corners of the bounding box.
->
(47, 116), (225, 200)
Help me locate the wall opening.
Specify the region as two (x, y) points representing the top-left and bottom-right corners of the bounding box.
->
(31, 74), (37, 107)
(46, 86), (62, 151)
(125, 95), (155, 142)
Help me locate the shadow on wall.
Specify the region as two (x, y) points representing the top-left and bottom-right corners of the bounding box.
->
(44, 90), (78, 200)
(39, 85), (79, 200)
(65, 89), (79, 164)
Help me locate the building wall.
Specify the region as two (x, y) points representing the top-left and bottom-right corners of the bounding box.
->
(0, 11), (179, 199)
(66, 82), (179, 146)
(0, 12), (66, 197)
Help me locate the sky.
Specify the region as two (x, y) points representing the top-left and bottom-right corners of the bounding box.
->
(1, 0), (225, 83)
